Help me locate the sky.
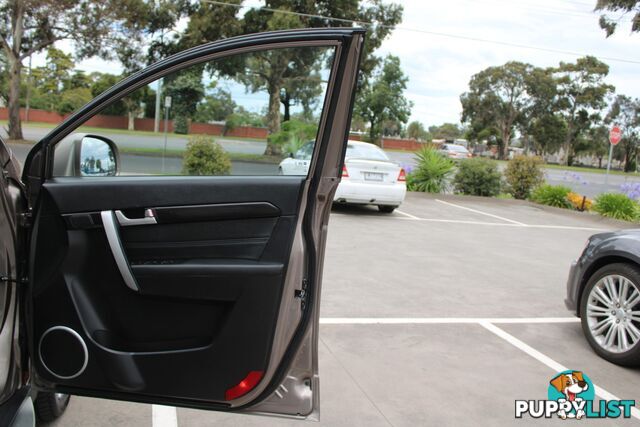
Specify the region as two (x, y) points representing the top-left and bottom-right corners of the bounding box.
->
(32, 0), (640, 128)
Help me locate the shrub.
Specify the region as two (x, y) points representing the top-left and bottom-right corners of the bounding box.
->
(453, 157), (501, 197)
(504, 155), (545, 199)
(406, 147), (455, 193)
(530, 185), (572, 209)
(567, 192), (592, 211)
(223, 113), (241, 135)
(173, 115), (189, 134)
(183, 135), (232, 175)
(268, 120), (318, 156)
(594, 193), (639, 221)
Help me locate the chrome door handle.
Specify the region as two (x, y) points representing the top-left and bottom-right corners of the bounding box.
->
(115, 209), (157, 226)
(101, 211), (139, 292)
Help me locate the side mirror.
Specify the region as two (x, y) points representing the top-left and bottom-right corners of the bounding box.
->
(288, 152), (294, 159)
(52, 133), (120, 177)
(79, 136), (118, 176)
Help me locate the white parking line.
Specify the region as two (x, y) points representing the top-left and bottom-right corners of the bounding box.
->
(334, 213), (608, 231)
(480, 321), (640, 421)
(435, 199), (528, 226)
(394, 209), (421, 220)
(320, 317), (580, 324)
(152, 404), (178, 427)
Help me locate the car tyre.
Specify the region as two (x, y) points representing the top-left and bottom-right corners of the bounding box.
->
(580, 263), (640, 367)
(378, 205), (397, 213)
(34, 392), (70, 422)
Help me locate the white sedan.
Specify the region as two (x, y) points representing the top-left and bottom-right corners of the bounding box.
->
(279, 140), (407, 213)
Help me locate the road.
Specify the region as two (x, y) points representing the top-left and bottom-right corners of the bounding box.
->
(5, 141), (278, 176)
(1, 125), (266, 155)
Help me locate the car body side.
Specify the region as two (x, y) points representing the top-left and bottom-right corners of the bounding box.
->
(565, 230), (640, 316)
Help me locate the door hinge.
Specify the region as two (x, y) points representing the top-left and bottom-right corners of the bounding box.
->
(294, 278), (309, 310)
(18, 211), (32, 228)
(0, 276), (26, 284)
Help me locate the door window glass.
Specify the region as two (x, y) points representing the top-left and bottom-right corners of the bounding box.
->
(53, 46), (335, 177)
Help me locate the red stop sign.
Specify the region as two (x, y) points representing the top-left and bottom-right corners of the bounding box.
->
(610, 126), (622, 145)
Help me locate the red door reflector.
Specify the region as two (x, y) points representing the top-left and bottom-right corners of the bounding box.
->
(225, 370), (264, 401)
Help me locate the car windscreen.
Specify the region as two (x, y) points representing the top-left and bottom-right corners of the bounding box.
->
(346, 144), (390, 161)
(446, 144), (468, 152)
(295, 142), (314, 160)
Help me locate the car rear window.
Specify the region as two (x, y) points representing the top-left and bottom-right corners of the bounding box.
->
(346, 144), (390, 161)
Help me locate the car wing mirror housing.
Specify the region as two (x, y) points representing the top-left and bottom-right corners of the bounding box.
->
(52, 133), (120, 177)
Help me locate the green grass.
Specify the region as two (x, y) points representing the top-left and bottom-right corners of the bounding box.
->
(494, 159), (639, 177)
(119, 146), (281, 164)
(1, 120), (267, 142)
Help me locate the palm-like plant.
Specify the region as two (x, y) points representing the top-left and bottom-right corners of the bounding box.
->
(406, 147), (455, 193)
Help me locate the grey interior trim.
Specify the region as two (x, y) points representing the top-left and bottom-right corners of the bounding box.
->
(100, 210), (140, 291)
(115, 209), (157, 227)
(38, 326), (88, 380)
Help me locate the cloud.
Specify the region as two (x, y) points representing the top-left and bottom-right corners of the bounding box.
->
(376, 0), (640, 126)
(27, 0), (639, 128)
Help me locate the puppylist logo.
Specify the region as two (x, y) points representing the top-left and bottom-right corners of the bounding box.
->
(515, 370), (636, 420)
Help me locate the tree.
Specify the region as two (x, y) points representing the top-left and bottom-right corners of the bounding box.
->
(29, 48), (74, 112)
(428, 123), (463, 140)
(406, 121), (429, 141)
(280, 62), (323, 122)
(518, 66), (559, 154)
(355, 55), (412, 144)
(606, 95), (640, 172)
(164, 67), (205, 134)
(178, 0), (403, 154)
(596, 0), (640, 36)
(529, 114), (567, 155)
(461, 62), (537, 160)
(194, 82), (236, 123)
(552, 56), (614, 165)
(0, 0), (154, 140)
(232, 9), (306, 155)
(576, 124), (609, 168)
(90, 72), (126, 116)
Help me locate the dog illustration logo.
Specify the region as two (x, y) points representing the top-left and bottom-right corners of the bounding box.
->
(548, 371), (593, 420)
(516, 370), (634, 419)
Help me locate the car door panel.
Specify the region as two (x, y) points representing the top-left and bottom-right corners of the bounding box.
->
(30, 175), (302, 401)
(19, 28), (365, 417)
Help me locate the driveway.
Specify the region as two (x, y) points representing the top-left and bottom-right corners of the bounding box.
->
(43, 193), (640, 426)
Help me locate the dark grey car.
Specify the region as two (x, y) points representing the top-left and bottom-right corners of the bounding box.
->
(566, 229), (640, 366)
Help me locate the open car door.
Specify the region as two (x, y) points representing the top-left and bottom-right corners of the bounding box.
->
(20, 28), (364, 419)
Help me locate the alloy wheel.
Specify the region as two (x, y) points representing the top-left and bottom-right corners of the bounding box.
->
(586, 274), (640, 353)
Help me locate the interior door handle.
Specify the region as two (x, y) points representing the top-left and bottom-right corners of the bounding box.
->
(115, 209), (157, 226)
(101, 210), (139, 292)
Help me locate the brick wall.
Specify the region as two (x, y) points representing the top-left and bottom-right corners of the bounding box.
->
(0, 107), (64, 123)
(0, 107), (267, 139)
(133, 117), (175, 133)
(381, 138), (425, 151)
(189, 122), (224, 135)
(346, 134), (430, 151)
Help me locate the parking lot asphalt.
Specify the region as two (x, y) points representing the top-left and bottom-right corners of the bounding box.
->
(42, 192), (640, 426)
